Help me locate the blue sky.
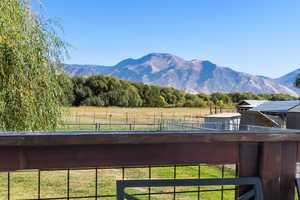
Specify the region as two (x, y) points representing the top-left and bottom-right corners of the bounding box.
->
(32, 0), (300, 78)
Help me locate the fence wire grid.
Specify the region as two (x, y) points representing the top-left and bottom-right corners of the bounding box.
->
(0, 164), (236, 200)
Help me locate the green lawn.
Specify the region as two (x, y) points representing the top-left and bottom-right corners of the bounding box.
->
(0, 165), (236, 200)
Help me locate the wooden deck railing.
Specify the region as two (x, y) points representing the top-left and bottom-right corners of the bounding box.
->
(1, 130), (300, 200)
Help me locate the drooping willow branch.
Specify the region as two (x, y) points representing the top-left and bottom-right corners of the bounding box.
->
(0, 0), (68, 131)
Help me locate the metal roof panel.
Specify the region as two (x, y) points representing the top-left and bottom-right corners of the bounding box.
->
(238, 100), (269, 107)
(250, 100), (300, 113)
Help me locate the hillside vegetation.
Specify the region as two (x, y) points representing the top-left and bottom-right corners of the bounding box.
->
(63, 53), (299, 96)
(59, 73), (298, 108)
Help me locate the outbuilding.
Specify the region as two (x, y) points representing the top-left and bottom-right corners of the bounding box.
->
(204, 112), (241, 130)
(287, 104), (300, 129)
(236, 100), (268, 112)
(239, 100), (300, 129)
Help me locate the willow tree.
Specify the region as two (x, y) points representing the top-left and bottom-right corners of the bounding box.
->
(0, 0), (67, 131)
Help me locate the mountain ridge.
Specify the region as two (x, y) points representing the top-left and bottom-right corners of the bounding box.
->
(275, 68), (300, 95)
(62, 53), (299, 97)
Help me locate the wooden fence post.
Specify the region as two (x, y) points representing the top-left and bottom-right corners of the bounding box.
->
(237, 143), (259, 198)
(259, 142), (281, 200)
(238, 142), (297, 200)
(95, 123), (100, 132)
(258, 142), (297, 200)
(279, 142), (297, 200)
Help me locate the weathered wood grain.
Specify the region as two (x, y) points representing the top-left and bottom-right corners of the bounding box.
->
(238, 142), (259, 198)
(0, 143), (239, 170)
(259, 142), (282, 200)
(1, 132), (300, 146)
(280, 142), (297, 200)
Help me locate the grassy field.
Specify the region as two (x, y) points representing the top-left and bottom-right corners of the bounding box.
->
(0, 165), (236, 200)
(62, 107), (213, 124)
(60, 106), (236, 131)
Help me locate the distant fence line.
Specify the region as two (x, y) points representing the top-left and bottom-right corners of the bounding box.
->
(64, 107), (237, 125)
(61, 106), (237, 132)
(61, 123), (164, 131)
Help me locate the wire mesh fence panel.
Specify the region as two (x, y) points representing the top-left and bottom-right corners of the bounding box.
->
(99, 168), (123, 198)
(9, 171), (39, 200)
(69, 169), (95, 198)
(0, 164), (237, 200)
(40, 170), (68, 199)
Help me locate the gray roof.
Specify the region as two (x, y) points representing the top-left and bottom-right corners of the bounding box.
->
(238, 100), (269, 107)
(205, 113), (241, 118)
(250, 100), (300, 113)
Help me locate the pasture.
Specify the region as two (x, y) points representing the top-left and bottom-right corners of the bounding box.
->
(60, 107), (214, 131)
(61, 106), (235, 129)
(0, 106), (237, 200)
(63, 107), (213, 124)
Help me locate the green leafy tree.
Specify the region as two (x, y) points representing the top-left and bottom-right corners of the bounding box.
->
(185, 93), (197, 101)
(74, 85), (93, 106)
(127, 86), (143, 107)
(257, 93), (272, 100)
(107, 90), (129, 106)
(57, 72), (74, 106)
(210, 93), (232, 105)
(85, 75), (110, 95)
(0, 0), (67, 131)
(197, 93), (211, 101)
(183, 100), (194, 107)
(193, 98), (206, 107)
(159, 95), (168, 107)
(216, 100), (224, 107)
(81, 96), (105, 106)
(160, 87), (176, 105)
(269, 93), (297, 101)
(227, 92), (261, 103)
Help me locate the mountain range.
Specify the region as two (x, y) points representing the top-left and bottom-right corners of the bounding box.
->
(63, 53), (300, 97)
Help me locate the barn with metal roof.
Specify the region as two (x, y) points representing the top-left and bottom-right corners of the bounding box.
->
(236, 100), (269, 111)
(239, 100), (300, 129)
(250, 100), (300, 113)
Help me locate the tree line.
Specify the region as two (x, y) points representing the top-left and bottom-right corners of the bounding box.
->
(59, 73), (299, 107)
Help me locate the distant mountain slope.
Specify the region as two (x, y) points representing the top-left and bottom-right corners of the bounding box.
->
(63, 53), (299, 96)
(275, 68), (300, 94)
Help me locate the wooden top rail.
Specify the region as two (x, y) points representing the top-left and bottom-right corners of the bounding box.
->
(1, 130), (300, 200)
(1, 130), (300, 146)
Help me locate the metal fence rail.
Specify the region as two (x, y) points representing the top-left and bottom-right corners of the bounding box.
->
(116, 177), (263, 200)
(60, 123), (164, 131)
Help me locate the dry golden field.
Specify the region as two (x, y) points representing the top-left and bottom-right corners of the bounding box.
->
(59, 106), (236, 131)
(63, 106), (236, 125)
